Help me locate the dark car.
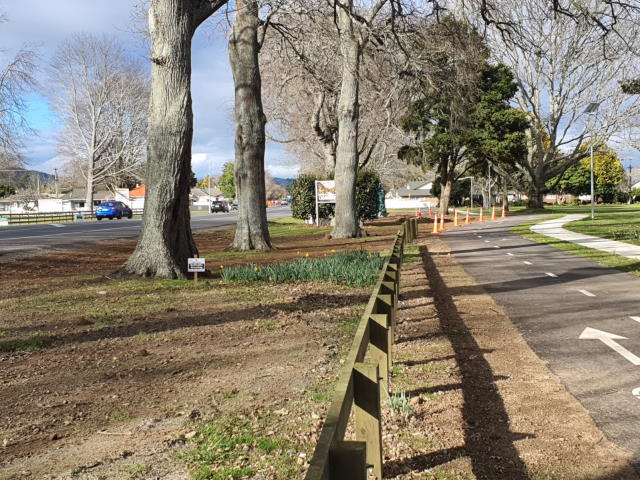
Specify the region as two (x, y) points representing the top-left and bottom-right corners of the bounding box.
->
(95, 201), (133, 220)
(210, 200), (230, 213)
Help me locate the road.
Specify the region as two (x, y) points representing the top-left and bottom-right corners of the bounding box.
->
(442, 216), (640, 471)
(0, 206), (292, 257)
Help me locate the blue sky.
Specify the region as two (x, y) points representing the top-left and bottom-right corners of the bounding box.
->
(0, 0), (297, 179)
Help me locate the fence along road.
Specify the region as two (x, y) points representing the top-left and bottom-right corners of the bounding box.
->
(306, 218), (418, 480)
(0, 206), (292, 256)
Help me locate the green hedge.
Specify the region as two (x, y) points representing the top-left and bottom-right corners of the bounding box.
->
(221, 250), (385, 286)
(290, 170), (383, 222)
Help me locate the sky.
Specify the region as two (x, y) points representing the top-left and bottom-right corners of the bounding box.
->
(0, 0), (298, 179)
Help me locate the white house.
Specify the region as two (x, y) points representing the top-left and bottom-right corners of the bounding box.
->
(385, 180), (438, 209)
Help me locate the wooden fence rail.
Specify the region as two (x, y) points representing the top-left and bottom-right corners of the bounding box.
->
(305, 217), (418, 480)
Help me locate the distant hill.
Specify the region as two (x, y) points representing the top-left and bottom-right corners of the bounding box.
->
(273, 177), (294, 191)
(0, 170), (55, 189)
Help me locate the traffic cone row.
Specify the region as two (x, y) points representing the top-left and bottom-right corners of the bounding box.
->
(430, 204), (508, 235)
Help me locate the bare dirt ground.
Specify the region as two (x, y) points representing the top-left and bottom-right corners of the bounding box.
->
(0, 220), (403, 480)
(382, 233), (637, 479)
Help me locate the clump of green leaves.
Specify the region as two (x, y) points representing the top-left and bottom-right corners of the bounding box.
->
(221, 250), (384, 287)
(388, 391), (413, 420)
(181, 417), (292, 480)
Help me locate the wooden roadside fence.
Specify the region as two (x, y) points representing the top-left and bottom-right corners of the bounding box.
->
(305, 217), (419, 480)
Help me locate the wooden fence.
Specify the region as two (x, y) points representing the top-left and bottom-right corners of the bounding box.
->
(305, 217), (419, 480)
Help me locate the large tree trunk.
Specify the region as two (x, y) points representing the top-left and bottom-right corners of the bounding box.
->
(332, 2), (362, 239)
(228, 0), (271, 251)
(527, 185), (544, 209)
(439, 179), (452, 217)
(123, 0), (198, 278)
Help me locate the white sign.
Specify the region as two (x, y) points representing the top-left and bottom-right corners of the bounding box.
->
(188, 258), (206, 273)
(315, 180), (336, 204)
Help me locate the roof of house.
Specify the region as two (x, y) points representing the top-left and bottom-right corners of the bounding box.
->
(190, 186), (222, 198)
(130, 184), (146, 198)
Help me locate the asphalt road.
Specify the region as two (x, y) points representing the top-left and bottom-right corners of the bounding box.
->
(442, 216), (640, 471)
(0, 206), (292, 257)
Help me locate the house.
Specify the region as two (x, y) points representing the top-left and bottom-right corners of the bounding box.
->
(385, 179), (438, 209)
(190, 186), (223, 210)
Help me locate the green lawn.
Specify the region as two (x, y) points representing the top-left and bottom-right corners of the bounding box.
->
(510, 217), (640, 278)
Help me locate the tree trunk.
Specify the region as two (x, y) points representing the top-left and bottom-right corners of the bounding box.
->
(123, 0), (199, 278)
(439, 179), (452, 217)
(527, 186), (544, 209)
(84, 165), (94, 213)
(228, 0), (271, 251)
(332, 2), (362, 239)
(324, 141), (337, 178)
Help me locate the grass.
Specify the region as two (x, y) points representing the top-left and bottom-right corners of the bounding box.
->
(388, 391), (413, 420)
(0, 332), (51, 352)
(268, 217), (331, 238)
(561, 209), (640, 246)
(510, 218), (640, 277)
(221, 250), (385, 286)
(181, 417), (294, 480)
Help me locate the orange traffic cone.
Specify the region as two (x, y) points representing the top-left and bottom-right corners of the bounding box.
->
(428, 206), (433, 218)
(501, 205), (506, 218)
(491, 206), (496, 221)
(433, 213), (439, 234)
(465, 209), (470, 225)
(454, 209), (459, 227)
(440, 213), (446, 231)
(479, 209), (484, 222)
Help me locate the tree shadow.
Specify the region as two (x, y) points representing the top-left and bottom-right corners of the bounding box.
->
(393, 245), (534, 479)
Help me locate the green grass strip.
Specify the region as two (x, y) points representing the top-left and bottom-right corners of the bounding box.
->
(510, 217), (640, 277)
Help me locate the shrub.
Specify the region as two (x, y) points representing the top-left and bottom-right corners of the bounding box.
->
(290, 170), (383, 222)
(221, 250), (385, 287)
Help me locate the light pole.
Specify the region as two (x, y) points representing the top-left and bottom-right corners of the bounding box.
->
(459, 176), (474, 208)
(583, 102), (600, 220)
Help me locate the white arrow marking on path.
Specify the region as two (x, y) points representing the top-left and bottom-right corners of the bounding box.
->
(633, 387), (640, 400)
(507, 253), (514, 256)
(579, 327), (640, 366)
(523, 261), (532, 265)
(630, 316), (640, 324)
(545, 272), (558, 278)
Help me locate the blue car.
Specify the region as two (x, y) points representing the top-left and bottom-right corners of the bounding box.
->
(95, 201), (133, 220)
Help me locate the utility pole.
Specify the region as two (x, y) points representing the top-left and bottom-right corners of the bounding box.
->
(590, 144), (595, 220)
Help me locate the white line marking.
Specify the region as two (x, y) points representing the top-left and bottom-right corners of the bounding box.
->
(493, 245), (500, 249)
(51, 224), (65, 228)
(507, 253), (514, 256)
(545, 272), (558, 277)
(578, 289), (596, 297)
(523, 261), (532, 265)
(630, 316), (640, 324)
(580, 327), (640, 365)
(477, 235), (482, 238)
(484, 240), (490, 243)
(633, 387), (640, 399)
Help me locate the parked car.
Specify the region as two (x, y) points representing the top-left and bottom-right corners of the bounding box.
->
(229, 202), (238, 211)
(210, 200), (230, 213)
(95, 201), (133, 220)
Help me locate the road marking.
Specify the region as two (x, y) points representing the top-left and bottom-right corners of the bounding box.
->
(477, 236), (482, 238)
(507, 253), (514, 256)
(630, 316), (640, 324)
(523, 261), (532, 265)
(493, 245), (500, 248)
(51, 224), (65, 228)
(579, 327), (640, 365)
(578, 289), (596, 297)
(484, 240), (490, 243)
(633, 387), (640, 400)
(545, 272), (558, 278)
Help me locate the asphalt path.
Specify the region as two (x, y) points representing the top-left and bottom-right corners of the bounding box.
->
(0, 206), (292, 257)
(441, 216), (640, 471)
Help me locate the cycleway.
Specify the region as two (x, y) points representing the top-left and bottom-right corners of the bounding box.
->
(441, 216), (640, 471)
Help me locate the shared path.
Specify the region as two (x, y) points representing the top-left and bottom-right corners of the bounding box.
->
(442, 215), (640, 470)
(0, 206), (292, 256)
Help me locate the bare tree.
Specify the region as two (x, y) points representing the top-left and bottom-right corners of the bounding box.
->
(228, 0), (272, 251)
(48, 35), (149, 209)
(124, 0), (227, 278)
(0, 13), (37, 161)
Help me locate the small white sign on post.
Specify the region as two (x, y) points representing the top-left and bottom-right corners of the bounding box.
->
(188, 257), (206, 273)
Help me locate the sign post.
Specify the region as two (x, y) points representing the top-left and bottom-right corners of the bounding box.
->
(188, 256), (206, 284)
(315, 180), (337, 227)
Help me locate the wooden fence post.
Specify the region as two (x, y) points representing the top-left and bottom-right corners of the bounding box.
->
(368, 313), (391, 397)
(353, 362), (383, 479)
(329, 441), (367, 480)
